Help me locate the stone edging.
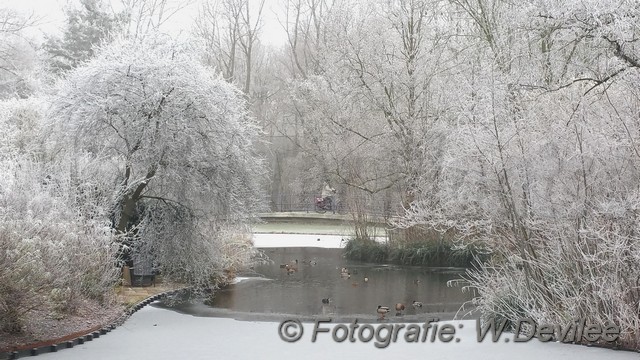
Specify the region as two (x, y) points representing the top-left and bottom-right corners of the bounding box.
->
(0, 288), (188, 360)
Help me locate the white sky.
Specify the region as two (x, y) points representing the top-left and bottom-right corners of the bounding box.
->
(1, 0), (288, 46)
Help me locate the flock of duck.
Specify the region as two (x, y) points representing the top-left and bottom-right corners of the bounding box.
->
(375, 302), (423, 319)
(321, 300), (424, 319)
(338, 267), (369, 287)
(279, 259), (318, 274)
(281, 260), (427, 320)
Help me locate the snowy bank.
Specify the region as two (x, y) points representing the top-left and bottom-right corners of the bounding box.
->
(252, 233), (386, 248)
(36, 305), (638, 360)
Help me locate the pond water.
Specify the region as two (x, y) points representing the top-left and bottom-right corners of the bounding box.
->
(163, 246), (477, 322)
(32, 234), (635, 360)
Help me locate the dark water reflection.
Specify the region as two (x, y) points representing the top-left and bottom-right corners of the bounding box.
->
(163, 247), (477, 322)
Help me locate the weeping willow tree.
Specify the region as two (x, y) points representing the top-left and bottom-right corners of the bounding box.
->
(50, 34), (267, 288)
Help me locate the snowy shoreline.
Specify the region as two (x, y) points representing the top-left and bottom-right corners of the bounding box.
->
(252, 233), (386, 249)
(33, 235), (637, 359)
(12, 233), (636, 360)
(34, 305), (638, 360)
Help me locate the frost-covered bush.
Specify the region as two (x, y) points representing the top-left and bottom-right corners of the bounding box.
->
(0, 98), (45, 158)
(464, 206), (640, 349)
(0, 98), (119, 333)
(398, 81), (640, 348)
(0, 158), (119, 333)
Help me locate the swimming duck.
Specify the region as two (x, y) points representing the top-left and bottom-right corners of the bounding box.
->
(322, 298), (331, 304)
(412, 300), (423, 308)
(395, 303), (405, 316)
(377, 305), (390, 319)
(286, 260), (298, 272)
(363, 276), (369, 283)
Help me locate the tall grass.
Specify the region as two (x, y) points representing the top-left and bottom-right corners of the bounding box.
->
(343, 236), (481, 267)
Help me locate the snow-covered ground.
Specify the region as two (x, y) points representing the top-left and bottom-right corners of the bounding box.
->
(254, 221), (356, 235)
(253, 220), (388, 237)
(252, 233), (386, 248)
(36, 305), (637, 360)
(253, 233), (348, 248)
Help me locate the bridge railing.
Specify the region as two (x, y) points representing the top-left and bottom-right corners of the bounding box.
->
(265, 192), (403, 220)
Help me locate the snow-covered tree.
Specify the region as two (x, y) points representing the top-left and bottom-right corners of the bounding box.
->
(278, 0), (335, 79)
(49, 34), (266, 287)
(193, 0), (266, 94)
(0, 8), (39, 98)
(43, 0), (124, 74)
(119, 0), (191, 39)
(269, 0), (458, 227)
(393, 0), (640, 348)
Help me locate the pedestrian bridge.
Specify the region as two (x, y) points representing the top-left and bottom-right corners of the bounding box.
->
(257, 211), (392, 225)
(255, 212), (392, 236)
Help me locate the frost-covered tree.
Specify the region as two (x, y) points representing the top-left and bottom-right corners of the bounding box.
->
(278, 0), (335, 79)
(193, 0), (266, 94)
(0, 8), (39, 98)
(43, 0), (124, 74)
(119, 0), (192, 39)
(270, 0), (457, 227)
(393, 0), (640, 348)
(49, 34), (266, 287)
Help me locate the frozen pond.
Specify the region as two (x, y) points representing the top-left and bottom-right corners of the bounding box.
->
(164, 246), (473, 321)
(31, 233), (640, 359)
